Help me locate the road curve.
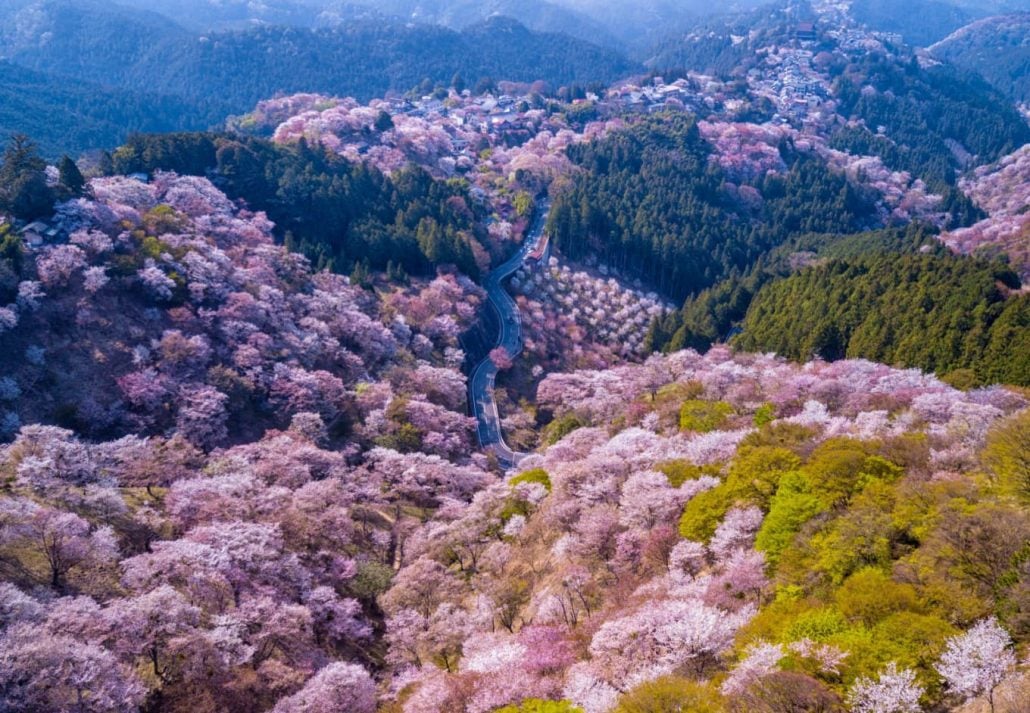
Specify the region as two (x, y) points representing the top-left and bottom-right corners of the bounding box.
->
(469, 201), (549, 469)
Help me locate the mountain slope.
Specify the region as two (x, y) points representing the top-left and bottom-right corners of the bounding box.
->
(929, 13), (1030, 102)
(850, 0), (986, 46)
(110, 0), (321, 30)
(0, 60), (211, 157)
(0, 2), (636, 138)
(341, 0), (622, 50)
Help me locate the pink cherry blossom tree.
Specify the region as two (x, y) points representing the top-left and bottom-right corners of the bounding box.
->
(0, 626), (146, 713)
(270, 662), (376, 713)
(936, 617), (1017, 712)
(847, 662), (924, 713)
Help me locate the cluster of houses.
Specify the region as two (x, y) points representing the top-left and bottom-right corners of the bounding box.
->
(749, 47), (836, 127)
(603, 77), (706, 115)
(386, 91), (550, 148)
(3, 218), (61, 250)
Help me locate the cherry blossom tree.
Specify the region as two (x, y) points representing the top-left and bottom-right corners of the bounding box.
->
(16, 280), (45, 310)
(104, 585), (202, 684)
(270, 662), (376, 713)
(721, 642), (785, 696)
(0, 626), (146, 713)
(490, 347), (514, 370)
(618, 471), (687, 529)
(0, 583), (42, 627)
(35, 245), (87, 288)
(83, 266), (110, 294)
(12, 504), (118, 590)
(138, 261), (176, 301)
(588, 598), (754, 685)
(708, 506), (764, 560)
(175, 384), (229, 449)
(847, 662), (924, 713)
(380, 557), (464, 618)
(520, 625), (576, 676)
(0, 306), (17, 334)
(304, 585), (371, 648)
(936, 617), (1017, 712)
(12, 424), (96, 491)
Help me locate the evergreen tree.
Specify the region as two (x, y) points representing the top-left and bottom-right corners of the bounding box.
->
(374, 111), (395, 133)
(58, 155), (85, 197)
(0, 135), (54, 220)
(97, 150), (115, 177)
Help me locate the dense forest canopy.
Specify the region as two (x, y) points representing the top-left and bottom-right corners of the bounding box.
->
(831, 54), (1030, 194)
(0, 61), (212, 158)
(734, 252), (1030, 386)
(547, 114), (872, 303)
(109, 133), (484, 277)
(644, 224), (947, 354)
(929, 12), (1030, 103)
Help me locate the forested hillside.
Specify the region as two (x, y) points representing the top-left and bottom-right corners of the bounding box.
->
(929, 13), (1030, 103)
(624, 39), (1030, 384)
(831, 54), (1030, 197)
(644, 224), (945, 354)
(546, 114), (871, 303)
(850, 0), (985, 46)
(0, 61), (210, 158)
(102, 132), (485, 277)
(733, 253), (1030, 386)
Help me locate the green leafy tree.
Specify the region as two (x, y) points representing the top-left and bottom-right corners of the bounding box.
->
(981, 410), (1030, 504)
(679, 400), (733, 432)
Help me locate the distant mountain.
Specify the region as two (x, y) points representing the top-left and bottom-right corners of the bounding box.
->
(0, 1), (636, 153)
(111, 0), (321, 30)
(338, 0), (773, 56)
(339, 0), (622, 50)
(930, 13), (1030, 102)
(0, 60), (209, 157)
(850, 0), (987, 46)
(553, 0), (771, 52)
(645, 2), (797, 76)
(91, 0), (794, 58)
(951, 0), (1030, 10)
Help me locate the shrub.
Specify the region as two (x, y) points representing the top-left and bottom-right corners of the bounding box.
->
(510, 468), (552, 492)
(834, 568), (921, 627)
(981, 409), (1030, 504)
(680, 447), (801, 541)
(730, 671), (842, 713)
(614, 677), (724, 713)
(658, 459), (722, 488)
(755, 471), (825, 565)
(543, 413), (584, 446)
(754, 403), (776, 427)
(679, 399), (734, 432)
(785, 608), (848, 642)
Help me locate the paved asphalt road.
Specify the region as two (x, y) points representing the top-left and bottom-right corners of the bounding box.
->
(469, 201), (549, 469)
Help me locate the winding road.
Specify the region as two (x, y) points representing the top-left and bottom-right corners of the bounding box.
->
(469, 200), (550, 468)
